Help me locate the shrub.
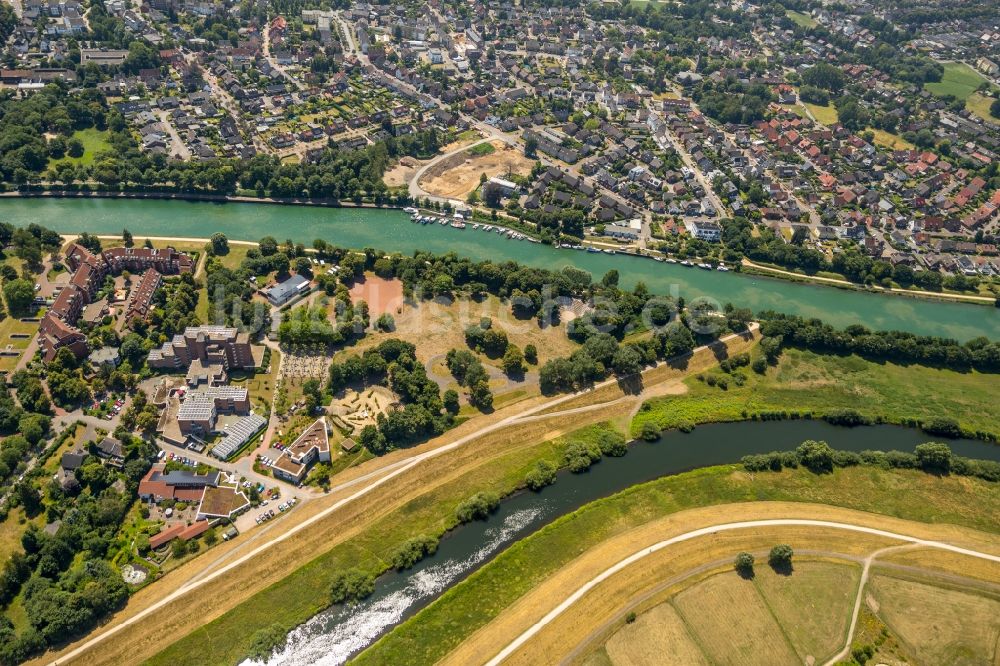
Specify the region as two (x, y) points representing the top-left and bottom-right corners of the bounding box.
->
(329, 568), (375, 604)
(563, 440), (602, 472)
(596, 430), (628, 457)
(751, 357), (767, 374)
(823, 409), (871, 427)
(921, 417), (962, 439)
(639, 422), (661, 442)
(247, 623), (288, 661)
(390, 534), (438, 570)
(525, 460), (556, 491)
(455, 491), (500, 523)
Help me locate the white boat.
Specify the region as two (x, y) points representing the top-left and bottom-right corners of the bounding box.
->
(665, 258), (678, 264)
(680, 260), (694, 267)
(717, 265), (729, 272)
(698, 263), (711, 270)
(473, 224), (480, 230)
(654, 256), (664, 262)
(451, 221), (466, 229)
(403, 207), (417, 214)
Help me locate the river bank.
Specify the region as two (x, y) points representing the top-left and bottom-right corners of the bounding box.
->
(3, 197), (996, 339)
(3, 192), (997, 313)
(741, 258), (996, 305)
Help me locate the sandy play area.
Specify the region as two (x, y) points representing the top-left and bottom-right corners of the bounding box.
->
(330, 385), (398, 430)
(348, 276), (405, 316)
(419, 142), (535, 199)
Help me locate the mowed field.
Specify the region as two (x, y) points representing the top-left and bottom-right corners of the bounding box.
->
(419, 141), (535, 199)
(925, 61), (990, 100)
(605, 560), (858, 666)
(868, 574), (1000, 665)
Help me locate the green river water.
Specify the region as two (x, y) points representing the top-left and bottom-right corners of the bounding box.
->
(2, 197), (998, 340)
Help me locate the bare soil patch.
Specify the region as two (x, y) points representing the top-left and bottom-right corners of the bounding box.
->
(420, 142), (534, 199)
(348, 276), (405, 316)
(383, 157), (421, 188)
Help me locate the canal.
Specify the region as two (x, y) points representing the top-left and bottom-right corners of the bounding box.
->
(250, 421), (1000, 666)
(2, 198), (998, 340)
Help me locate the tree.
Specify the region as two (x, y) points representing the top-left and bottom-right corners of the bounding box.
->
(524, 136), (538, 157)
(991, 98), (1000, 120)
(3, 279), (35, 316)
(469, 379), (493, 411)
(502, 344), (524, 375)
(612, 345), (641, 376)
(442, 389), (460, 414)
(524, 344), (538, 365)
(915, 442), (952, 474)
(210, 233), (229, 255)
(375, 313), (395, 332)
(796, 439), (834, 473)
(768, 544), (794, 572)
(734, 551), (755, 577)
(66, 137), (84, 158)
(122, 229), (133, 247)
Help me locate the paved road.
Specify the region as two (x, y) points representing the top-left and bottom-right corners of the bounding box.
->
(45, 329), (756, 665)
(484, 518), (1000, 666)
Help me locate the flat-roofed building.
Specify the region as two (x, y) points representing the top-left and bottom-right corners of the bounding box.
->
(177, 386), (250, 437)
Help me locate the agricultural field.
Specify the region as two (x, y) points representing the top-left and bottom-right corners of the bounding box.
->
(630, 347), (1000, 438)
(925, 62), (990, 100)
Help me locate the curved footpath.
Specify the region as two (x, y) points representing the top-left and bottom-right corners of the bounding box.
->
(41, 329), (757, 666)
(485, 519), (1000, 666)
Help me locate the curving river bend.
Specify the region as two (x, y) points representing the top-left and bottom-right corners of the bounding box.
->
(1, 197), (998, 340)
(243, 420), (1000, 666)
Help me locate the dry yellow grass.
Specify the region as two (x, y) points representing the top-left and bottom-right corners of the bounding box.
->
(441, 500), (1000, 666)
(753, 560), (859, 663)
(869, 574), (1000, 665)
(604, 603), (709, 666)
(878, 547), (1000, 586)
(337, 294), (580, 367)
(673, 572), (801, 665)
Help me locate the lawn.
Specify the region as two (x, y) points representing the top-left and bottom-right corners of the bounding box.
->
(604, 604), (707, 666)
(925, 62), (990, 100)
(966, 92), (999, 124)
(786, 10), (818, 28)
(804, 102), (838, 125)
(868, 127), (915, 151)
(48, 128), (112, 168)
(355, 464), (1000, 666)
(631, 347), (1000, 438)
(0, 304), (44, 372)
(468, 142), (496, 157)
